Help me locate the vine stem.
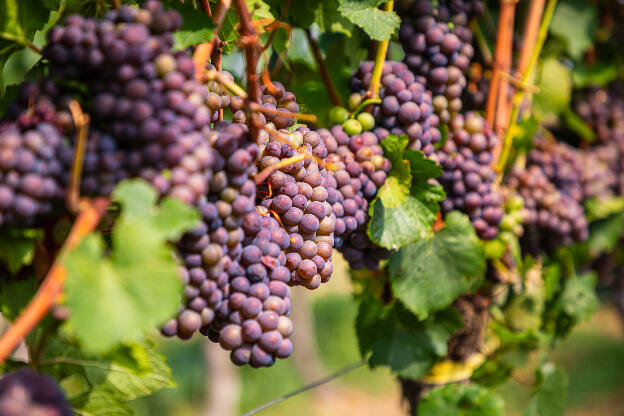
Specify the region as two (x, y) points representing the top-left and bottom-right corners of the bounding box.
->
(367, 0), (394, 99)
(495, 0), (557, 174)
(305, 29), (342, 107)
(66, 100), (89, 214)
(486, 0), (517, 135)
(193, 0), (231, 81)
(241, 360), (365, 416)
(233, 0), (260, 103)
(517, 0), (546, 75)
(0, 198), (109, 364)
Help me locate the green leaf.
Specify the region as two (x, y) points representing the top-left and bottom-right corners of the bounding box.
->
(388, 212), (485, 319)
(356, 296), (462, 379)
(161, 2), (215, 50)
(63, 180), (198, 353)
(0, 0), (49, 40)
(314, 0), (353, 35)
(0, 277), (37, 321)
(523, 362), (568, 416)
(572, 61), (619, 88)
(534, 58), (572, 118)
(585, 213), (624, 257)
(338, 0), (400, 41)
(45, 336), (175, 416)
(584, 196), (624, 222)
(559, 272), (598, 324)
(562, 108), (595, 143)
(368, 136), (444, 249)
(550, 0), (597, 60)
(0, 228), (39, 274)
(419, 383), (505, 416)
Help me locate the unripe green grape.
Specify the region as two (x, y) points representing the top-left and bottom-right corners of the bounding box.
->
(329, 106), (349, 125)
(357, 112), (375, 131)
(343, 119), (363, 136)
(348, 93), (363, 110)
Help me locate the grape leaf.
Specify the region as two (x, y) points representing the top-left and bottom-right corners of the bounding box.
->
(0, 228), (39, 274)
(162, 1), (216, 49)
(315, 0), (353, 36)
(0, 278), (37, 321)
(338, 0), (400, 41)
(356, 296), (462, 379)
(368, 136), (444, 249)
(63, 180), (198, 354)
(558, 272), (598, 324)
(534, 58), (571, 118)
(585, 213), (624, 257)
(550, 0), (597, 60)
(388, 212), (485, 319)
(523, 362), (568, 416)
(45, 335), (175, 416)
(418, 383), (505, 416)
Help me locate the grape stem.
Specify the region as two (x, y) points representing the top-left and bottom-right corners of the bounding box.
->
(305, 29), (343, 107)
(203, 69), (317, 123)
(263, 124), (338, 171)
(0, 198), (109, 364)
(486, 0), (517, 137)
(0, 32), (43, 55)
(199, 0), (212, 17)
(367, 1), (394, 99)
(233, 0), (260, 103)
(517, 0), (546, 76)
(495, 0), (557, 175)
(350, 97), (382, 119)
(241, 360), (365, 416)
(193, 0), (231, 81)
(254, 154), (306, 184)
(211, 35), (225, 121)
(66, 100), (90, 214)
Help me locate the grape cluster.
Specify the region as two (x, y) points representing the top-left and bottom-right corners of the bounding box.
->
(526, 136), (584, 202)
(0, 122), (66, 227)
(574, 84), (624, 196)
(574, 84), (624, 144)
(350, 61), (440, 155)
(435, 112), (503, 239)
(258, 127), (335, 289)
(507, 165), (588, 250)
(318, 125), (391, 269)
(0, 369), (72, 416)
(209, 212), (294, 367)
(43, 2), (218, 205)
(161, 122), (258, 339)
(396, 0), (477, 122)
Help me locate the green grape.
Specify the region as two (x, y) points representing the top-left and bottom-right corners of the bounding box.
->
(348, 93), (363, 110)
(357, 112), (375, 131)
(343, 119), (363, 136)
(329, 106), (349, 125)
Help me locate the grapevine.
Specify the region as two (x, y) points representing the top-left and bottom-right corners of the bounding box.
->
(0, 0), (621, 415)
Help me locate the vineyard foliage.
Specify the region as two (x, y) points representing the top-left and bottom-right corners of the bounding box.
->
(0, 0), (621, 415)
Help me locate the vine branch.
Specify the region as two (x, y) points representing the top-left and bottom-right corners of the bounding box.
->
(368, 1), (394, 99)
(66, 100), (90, 214)
(487, 0), (517, 163)
(193, 0), (231, 81)
(241, 360), (365, 416)
(0, 198), (109, 364)
(496, 0), (557, 174)
(305, 29), (342, 107)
